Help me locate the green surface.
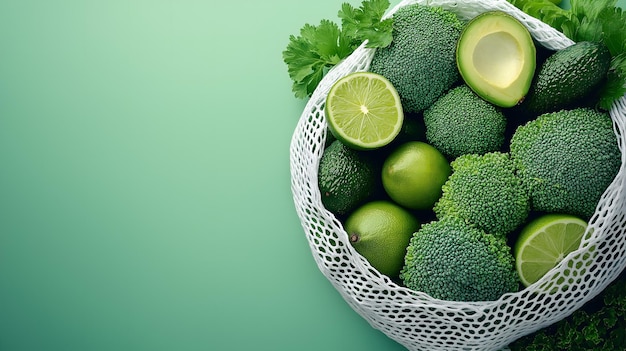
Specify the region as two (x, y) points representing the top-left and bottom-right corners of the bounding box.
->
(0, 1), (624, 350)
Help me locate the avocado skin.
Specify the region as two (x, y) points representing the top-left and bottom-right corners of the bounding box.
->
(318, 140), (379, 216)
(522, 41), (611, 115)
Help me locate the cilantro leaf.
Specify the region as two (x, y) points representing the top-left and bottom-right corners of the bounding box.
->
(509, 272), (626, 351)
(596, 3), (626, 109)
(508, 0), (573, 34)
(599, 52), (626, 110)
(600, 6), (626, 56)
(339, 0), (393, 48)
(569, 0), (616, 42)
(282, 20), (354, 99)
(283, 0), (392, 99)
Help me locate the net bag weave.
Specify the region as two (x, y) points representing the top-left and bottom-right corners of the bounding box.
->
(289, 0), (626, 349)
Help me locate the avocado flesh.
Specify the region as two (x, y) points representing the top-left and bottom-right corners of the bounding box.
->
(457, 11), (536, 108)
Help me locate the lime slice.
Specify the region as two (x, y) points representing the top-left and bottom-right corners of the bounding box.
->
(514, 214), (587, 287)
(325, 72), (404, 150)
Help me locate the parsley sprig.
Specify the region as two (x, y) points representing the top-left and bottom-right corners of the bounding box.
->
(508, 0), (626, 110)
(282, 0), (392, 99)
(509, 272), (626, 351)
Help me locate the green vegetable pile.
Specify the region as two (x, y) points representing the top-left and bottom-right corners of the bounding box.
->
(284, 0), (626, 110)
(284, 0), (626, 349)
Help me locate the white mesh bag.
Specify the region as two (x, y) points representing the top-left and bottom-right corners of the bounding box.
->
(289, 0), (626, 350)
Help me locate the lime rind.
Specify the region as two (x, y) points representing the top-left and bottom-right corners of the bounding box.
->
(325, 72), (404, 150)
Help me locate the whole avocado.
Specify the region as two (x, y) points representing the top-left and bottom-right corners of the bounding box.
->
(318, 140), (378, 216)
(522, 41), (611, 115)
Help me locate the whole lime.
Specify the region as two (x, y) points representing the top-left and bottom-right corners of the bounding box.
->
(344, 201), (420, 278)
(382, 141), (451, 210)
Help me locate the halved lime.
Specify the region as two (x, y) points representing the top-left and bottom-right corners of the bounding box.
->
(514, 214), (588, 287)
(325, 72), (404, 150)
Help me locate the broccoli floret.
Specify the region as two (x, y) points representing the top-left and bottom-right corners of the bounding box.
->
(369, 4), (463, 114)
(510, 108), (621, 219)
(434, 152), (530, 237)
(400, 217), (519, 302)
(423, 85), (507, 159)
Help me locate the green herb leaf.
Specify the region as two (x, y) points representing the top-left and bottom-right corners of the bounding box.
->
(282, 20), (355, 99)
(599, 53), (626, 110)
(283, 0), (392, 99)
(597, 6), (626, 109)
(509, 273), (626, 351)
(508, 0), (573, 34)
(338, 0), (393, 48)
(569, 0), (616, 42)
(600, 7), (626, 56)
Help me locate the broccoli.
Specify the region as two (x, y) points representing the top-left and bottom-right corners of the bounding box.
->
(434, 152), (530, 237)
(423, 85), (507, 159)
(510, 108), (621, 219)
(400, 216), (519, 302)
(369, 4), (463, 114)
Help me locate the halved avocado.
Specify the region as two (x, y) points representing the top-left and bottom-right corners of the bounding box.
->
(456, 11), (536, 108)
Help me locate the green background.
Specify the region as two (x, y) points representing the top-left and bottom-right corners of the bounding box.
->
(0, 0), (623, 350)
